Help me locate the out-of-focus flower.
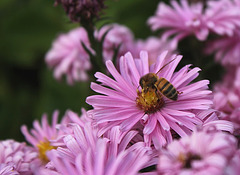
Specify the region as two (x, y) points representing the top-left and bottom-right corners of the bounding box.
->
(205, 0), (240, 37)
(54, 0), (105, 23)
(213, 66), (240, 132)
(157, 130), (237, 175)
(45, 27), (92, 85)
(0, 139), (38, 174)
(148, 0), (240, 48)
(86, 51), (212, 149)
(21, 110), (67, 164)
(95, 23), (136, 63)
(148, 0), (208, 46)
(205, 30), (240, 65)
(44, 124), (150, 175)
(135, 36), (177, 65)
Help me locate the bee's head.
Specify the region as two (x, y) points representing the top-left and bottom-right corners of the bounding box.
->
(139, 73), (158, 89)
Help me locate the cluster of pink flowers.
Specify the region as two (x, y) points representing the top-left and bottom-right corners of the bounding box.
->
(148, 0), (240, 66)
(45, 24), (136, 85)
(46, 23), (179, 85)
(0, 139), (38, 174)
(148, 0), (240, 43)
(157, 129), (238, 175)
(2, 101), (237, 174)
(3, 49), (236, 174)
(46, 0), (240, 85)
(4, 0), (240, 174)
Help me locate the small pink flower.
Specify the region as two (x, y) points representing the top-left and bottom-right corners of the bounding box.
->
(0, 139), (38, 174)
(96, 23), (136, 63)
(148, 0), (208, 44)
(45, 27), (92, 85)
(21, 110), (67, 164)
(157, 130), (238, 175)
(45, 124), (151, 175)
(86, 51), (212, 149)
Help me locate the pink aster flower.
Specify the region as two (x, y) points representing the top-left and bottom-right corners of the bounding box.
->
(95, 23), (136, 63)
(205, 0), (240, 37)
(44, 124), (151, 175)
(0, 139), (38, 174)
(86, 50), (212, 149)
(205, 30), (240, 65)
(157, 130), (237, 175)
(21, 110), (67, 164)
(45, 27), (92, 85)
(148, 0), (209, 46)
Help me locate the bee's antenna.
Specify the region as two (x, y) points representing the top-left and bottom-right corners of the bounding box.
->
(156, 55), (178, 75)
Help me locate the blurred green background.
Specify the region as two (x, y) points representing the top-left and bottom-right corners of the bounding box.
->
(0, 0), (160, 141)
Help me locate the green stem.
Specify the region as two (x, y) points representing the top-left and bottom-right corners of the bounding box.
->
(81, 19), (106, 75)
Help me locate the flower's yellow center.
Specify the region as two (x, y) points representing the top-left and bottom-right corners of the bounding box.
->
(37, 140), (57, 163)
(136, 88), (165, 114)
(178, 152), (201, 169)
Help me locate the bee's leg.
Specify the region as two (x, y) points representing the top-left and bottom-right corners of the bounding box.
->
(155, 88), (163, 99)
(177, 91), (183, 95)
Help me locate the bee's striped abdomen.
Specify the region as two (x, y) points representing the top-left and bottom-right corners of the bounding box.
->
(157, 77), (178, 101)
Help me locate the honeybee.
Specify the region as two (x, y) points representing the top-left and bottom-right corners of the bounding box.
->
(139, 57), (179, 101)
